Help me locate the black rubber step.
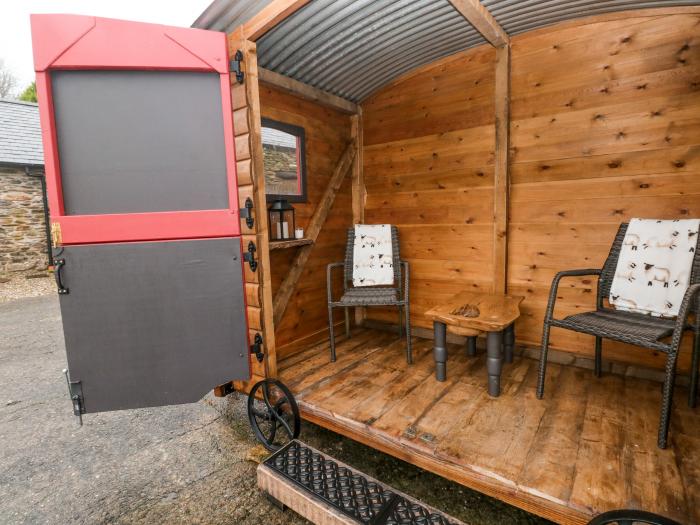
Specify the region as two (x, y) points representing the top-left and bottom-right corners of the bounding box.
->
(263, 440), (458, 525)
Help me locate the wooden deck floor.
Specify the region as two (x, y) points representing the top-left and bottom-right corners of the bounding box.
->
(278, 328), (700, 525)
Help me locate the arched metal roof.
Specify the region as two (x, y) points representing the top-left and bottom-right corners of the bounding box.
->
(193, 0), (696, 102)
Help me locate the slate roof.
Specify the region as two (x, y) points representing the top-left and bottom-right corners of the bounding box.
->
(0, 99), (44, 167)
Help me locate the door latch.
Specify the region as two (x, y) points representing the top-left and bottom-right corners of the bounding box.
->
(243, 241), (257, 272)
(229, 50), (244, 84)
(250, 333), (264, 363)
(240, 197), (254, 229)
(62, 369), (84, 425)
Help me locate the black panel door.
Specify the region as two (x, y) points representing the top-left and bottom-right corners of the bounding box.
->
(57, 238), (249, 413)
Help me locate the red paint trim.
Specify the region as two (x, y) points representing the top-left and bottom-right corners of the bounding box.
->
(31, 14), (241, 245)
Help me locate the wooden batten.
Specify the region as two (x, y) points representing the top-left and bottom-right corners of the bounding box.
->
(242, 0), (311, 41)
(448, 0), (509, 47)
(493, 44), (510, 294)
(350, 110), (365, 325)
(258, 67), (358, 115)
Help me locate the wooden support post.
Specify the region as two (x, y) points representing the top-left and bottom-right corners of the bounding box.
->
(493, 44), (510, 294)
(351, 109), (365, 326)
(448, 0), (509, 47)
(259, 68), (358, 114)
(273, 142), (357, 326)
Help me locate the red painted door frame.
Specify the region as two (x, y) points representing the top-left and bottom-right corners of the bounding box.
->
(31, 14), (240, 244)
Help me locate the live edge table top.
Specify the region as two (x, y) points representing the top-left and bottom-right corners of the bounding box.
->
(424, 291), (524, 332)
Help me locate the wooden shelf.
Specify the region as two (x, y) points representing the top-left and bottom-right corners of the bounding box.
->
(269, 238), (313, 250)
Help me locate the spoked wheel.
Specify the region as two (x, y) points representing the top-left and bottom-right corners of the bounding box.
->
(247, 379), (300, 451)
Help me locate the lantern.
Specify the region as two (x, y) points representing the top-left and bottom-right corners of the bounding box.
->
(268, 199), (295, 241)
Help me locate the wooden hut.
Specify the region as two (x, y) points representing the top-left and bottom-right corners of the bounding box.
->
(30, 1), (699, 523)
(194, 1), (700, 523)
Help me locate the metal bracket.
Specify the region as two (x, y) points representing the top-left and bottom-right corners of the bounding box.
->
(229, 50), (244, 84)
(243, 241), (258, 272)
(53, 258), (69, 295)
(250, 333), (264, 363)
(62, 369), (84, 425)
(240, 197), (254, 229)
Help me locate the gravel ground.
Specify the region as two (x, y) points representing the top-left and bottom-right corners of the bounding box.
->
(0, 289), (551, 525)
(0, 272), (54, 303)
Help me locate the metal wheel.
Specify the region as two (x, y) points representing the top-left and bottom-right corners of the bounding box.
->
(247, 379), (300, 451)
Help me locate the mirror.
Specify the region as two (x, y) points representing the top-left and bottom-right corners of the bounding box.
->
(262, 118), (306, 202)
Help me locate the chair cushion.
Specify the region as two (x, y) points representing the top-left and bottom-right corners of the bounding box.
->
(551, 309), (678, 350)
(336, 287), (399, 306)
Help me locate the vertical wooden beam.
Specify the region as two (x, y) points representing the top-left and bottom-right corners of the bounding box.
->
(351, 109), (365, 325)
(493, 44), (510, 294)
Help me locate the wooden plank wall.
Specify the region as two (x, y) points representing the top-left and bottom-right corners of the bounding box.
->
(361, 46), (498, 330)
(259, 84), (354, 358)
(360, 8), (700, 372)
(508, 10), (700, 372)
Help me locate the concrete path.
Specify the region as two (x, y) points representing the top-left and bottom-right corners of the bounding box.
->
(0, 295), (305, 525)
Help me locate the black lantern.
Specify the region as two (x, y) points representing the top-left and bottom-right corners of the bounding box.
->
(268, 199), (295, 241)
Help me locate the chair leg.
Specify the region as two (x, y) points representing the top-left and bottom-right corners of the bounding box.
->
(405, 304), (412, 364)
(594, 336), (602, 378)
(689, 330), (699, 408)
(328, 305), (337, 362)
(658, 352), (679, 449)
(536, 321), (552, 399)
(344, 307), (351, 339)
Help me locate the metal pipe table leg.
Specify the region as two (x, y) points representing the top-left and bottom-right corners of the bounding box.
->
(504, 323), (515, 364)
(433, 321), (447, 382)
(487, 330), (504, 397)
(466, 336), (477, 357)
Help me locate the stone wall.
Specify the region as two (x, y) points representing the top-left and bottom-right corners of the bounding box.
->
(0, 167), (48, 275)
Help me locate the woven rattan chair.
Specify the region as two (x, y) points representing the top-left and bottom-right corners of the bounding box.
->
(537, 223), (700, 449)
(326, 226), (411, 363)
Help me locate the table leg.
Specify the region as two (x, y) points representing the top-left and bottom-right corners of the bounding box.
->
(487, 331), (503, 397)
(504, 323), (515, 364)
(433, 321), (447, 382)
(466, 336), (477, 357)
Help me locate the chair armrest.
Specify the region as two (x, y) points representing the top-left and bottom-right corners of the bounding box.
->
(670, 284), (700, 350)
(327, 262), (344, 303)
(545, 269), (602, 321)
(400, 260), (409, 302)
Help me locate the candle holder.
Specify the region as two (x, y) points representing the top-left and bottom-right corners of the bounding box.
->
(268, 199), (295, 241)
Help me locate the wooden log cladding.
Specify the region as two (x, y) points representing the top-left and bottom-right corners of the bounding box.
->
(358, 8), (700, 372)
(259, 84), (354, 357)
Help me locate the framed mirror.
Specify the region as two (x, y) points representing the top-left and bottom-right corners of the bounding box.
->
(261, 118), (306, 202)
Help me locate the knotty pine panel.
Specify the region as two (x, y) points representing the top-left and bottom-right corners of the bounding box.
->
(509, 10), (700, 371)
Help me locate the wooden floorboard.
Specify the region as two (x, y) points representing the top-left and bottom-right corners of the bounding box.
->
(279, 328), (700, 525)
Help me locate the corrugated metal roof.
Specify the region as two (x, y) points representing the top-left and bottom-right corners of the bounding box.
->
(256, 0), (485, 102)
(482, 0), (698, 35)
(193, 0), (696, 102)
(262, 126), (297, 148)
(0, 99), (44, 167)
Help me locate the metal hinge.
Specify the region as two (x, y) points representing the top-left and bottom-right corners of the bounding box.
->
(239, 197), (254, 229)
(51, 222), (62, 247)
(229, 50), (244, 84)
(62, 369), (85, 425)
(250, 333), (264, 363)
(243, 241), (257, 272)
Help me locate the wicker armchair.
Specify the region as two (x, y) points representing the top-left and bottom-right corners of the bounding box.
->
(326, 226), (411, 363)
(537, 223), (700, 449)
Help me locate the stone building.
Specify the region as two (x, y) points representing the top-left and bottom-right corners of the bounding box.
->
(0, 99), (50, 275)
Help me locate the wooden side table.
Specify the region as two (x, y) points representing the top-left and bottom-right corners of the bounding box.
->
(425, 291), (524, 397)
